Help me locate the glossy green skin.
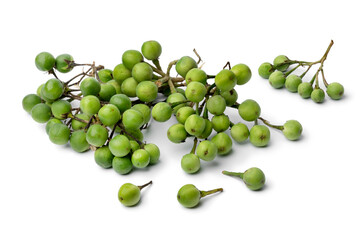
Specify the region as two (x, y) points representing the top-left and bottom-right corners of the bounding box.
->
(167, 123), (188, 143)
(176, 106), (195, 124)
(197, 119), (213, 139)
(231, 64), (252, 85)
(220, 89), (238, 106)
(94, 146), (113, 168)
(46, 118), (62, 135)
(86, 124), (108, 147)
(109, 135), (131, 157)
(167, 92), (186, 105)
(113, 156), (133, 175)
(207, 95), (226, 116)
(273, 55), (290, 72)
(132, 62), (153, 82)
(122, 50), (144, 70)
(122, 109), (144, 129)
(230, 123), (249, 143)
(123, 128), (144, 142)
(51, 100), (71, 120)
(215, 69), (236, 92)
(311, 88), (325, 103)
(121, 77), (138, 97)
(98, 69), (113, 83)
(99, 83), (116, 101)
(269, 71), (286, 89)
(196, 140), (217, 161)
(80, 77), (101, 96)
(70, 130), (90, 153)
(41, 79), (64, 100)
(144, 144), (160, 164)
(55, 54), (73, 73)
(184, 114), (206, 136)
(80, 95), (101, 116)
(113, 64), (132, 84)
(249, 125), (270, 147)
(31, 103), (52, 123)
(35, 52), (55, 71)
(298, 82), (313, 99)
(175, 56), (198, 78)
(185, 68), (207, 85)
(238, 99), (261, 122)
(107, 80), (122, 94)
(98, 104), (121, 126)
(22, 94), (42, 113)
(181, 154), (200, 174)
(211, 114), (230, 132)
(283, 120), (302, 141)
(258, 62), (274, 79)
(118, 183), (141, 207)
(185, 81), (207, 103)
(132, 104), (151, 124)
(141, 40), (162, 60)
(131, 149), (150, 168)
(243, 167), (266, 190)
(326, 82), (344, 100)
(136, 81), (158, 102)
(37, 84), (44, 96)
(285, 74), (302, 93)
(130, 140), (140, 152)
(71, 114), (90, 130)
(211, 132), (232, 155)
(109, 94), (132, 113)
(151, 102), (172, 122)
(177, 184), (201, 208)
(48, 123), (70, 145)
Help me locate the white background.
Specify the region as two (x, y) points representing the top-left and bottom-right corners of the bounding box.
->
(1, 0), (359, 239)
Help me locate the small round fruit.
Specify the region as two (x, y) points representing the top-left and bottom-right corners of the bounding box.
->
(185, 68), (207, 85)
(31, 103), (52, 123)
(175, 56), (198, 78)
(176, 106), (195, 124)
(132, 62), (153, 82)
(196, 140), (217, 161)
(113, 64), (132, 84)
(122, 50), (143, 70)
(273, 55), (290, 72)
(131, 149), (150, 168)
(123, 128), (144, 142)
(181, 154), (200, 174)
(269, 71), (286, 89)
(206, 95), (226, 116)
(55, 54), (73, 73)
(86, 124), (108, 147)
(211, 132), (232, 155)
(122, 109), (144, 129)
(144, 144), (160, 165)
(109, 94), (132, 113)
(231, 63), (252, 85)
(113, 156), (133, 175)
(136, 81), (158, 102)
(258, 62), (274, 79)
(37, 84), (44, 96)
(177, 184), (200, 208)
(94, 146), (113, 168)
(184, 114), (206, 136)
(118, 183), (141, 207)
(46, 118), (62, 135)
(220, 89), (238, 106)
(211, 114), (230, 132)
(249, 125), (270, 147)
(141, 40), (162, 60)
(80, 95), (101, 116)
(326, 82), (344, 100)
(167, 123), (188, 143)
(22, 94), (42, 113)
(130, 140), (140, 152)
(166, 92), (186, 105)
(35, 52), (55, 71)
(282, 120), (302, 141)
(71, 114), (90, 130)
(99, 83), (116, 101)
(41, 78), (64, 100)
(51, 100), (71, 120)
(132, 104), (151, 124)
(80, 77), (101, 96)
(243, 167), (266, 191)
(109, 135), (131, 157)
(311, 88), (325, 103)
(285, 74), (302, 93)
(151, 102), (172, 122)
(185, 81), (206, 103)
(108, 79), (122, 94)
(48, 123), (70, 145)
(121, 77), (138, 97)
(98, 104), (121, 126)
(70, 130), (89, 153)
(197, 119), (213, 139)
(238, 99), (261, 121)
(298, 82), (313, 99)
(98, 69), (113, 83)
(215, 69), (237, 92)
(230, 123), (249, 143)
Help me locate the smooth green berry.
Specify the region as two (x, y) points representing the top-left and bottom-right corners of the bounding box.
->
(249, 125), (270, 147)
(196, 140), (217, 161)
(298, 82), (313, 99)
(122, 109), (144, 130)
(258, 62), (274, 79)
(215, 69), (236, 92)
(132, 62), (153, 82)
(98, 104), (121, 126)
(285, 74), (302, 92)
(22, 94), (42, 113)
(151, 102), (172, 122)
(144, 144), (160, 165)
(231, 63), (252, 85)
(181, 154), (200, 174)
(41, 78), (64, 100)
(131, 149), (150, 168)
(46, 118), (62, 135)
(109, 135), (131, 157)
(185, 81), (206, 103)
(94, 146), (113, 168)
(175, 56), (198, 78)
(118, 181), (152, 207)
(269, 71), (286, 89)
(80, 77), (101, 96)
(220, 89), (238, 106)
(109, 94), (132, 113)
(122, 50), (143, 70)
(211, 114), (230, 132)
(31, 103), (52, 123)
(141, 40), (162, 60)
(35, 52), (55, 71)
(70, 130), (90, 153)
(326, 82), (344, 100)
(48, 123), (70, 145)
(185, 68), (207, 85)
(86, 124), (108, 147)
(167, 123), (188, 143)
(98, 69), (113, 83)
(197, 119), (213, 139)
(184, 114), (206, 136)
(51, 100), (71, 120)
(273, 55), (290, 72)
(311, 88), (325, 103)
(121, 77), (138, 97)
(282, 120), (302, 141)
(230, 123), (249, 143)
(55, 54), (73, 73)
(211, 132), (232, 155)
(136, 81), (158, 102)
(113, 156), (133, 175)
(238, 99), (261, 122)
(113, 64), (131, 84)
(176, 106), (195, 124)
